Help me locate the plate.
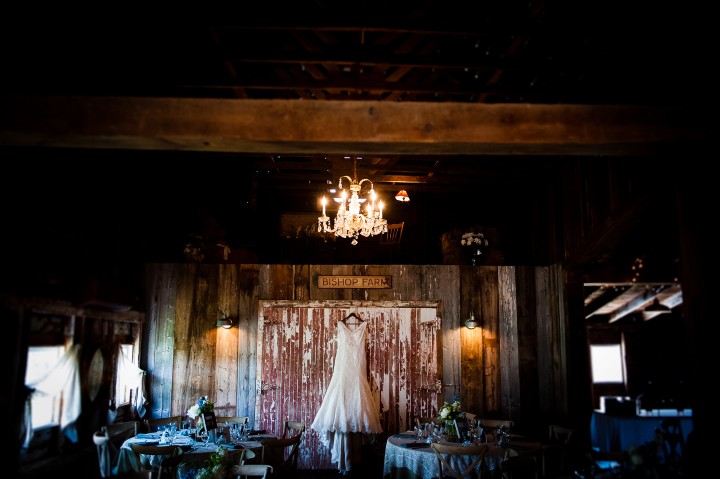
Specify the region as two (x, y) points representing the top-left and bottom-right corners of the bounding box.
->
(135, 439), (159, 446)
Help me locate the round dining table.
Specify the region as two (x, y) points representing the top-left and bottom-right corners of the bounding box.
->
(382, 431), (541, 479)
(113, 431), (272, 476)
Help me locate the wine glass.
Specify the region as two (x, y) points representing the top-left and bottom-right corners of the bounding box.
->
(197, 427), (209, 445)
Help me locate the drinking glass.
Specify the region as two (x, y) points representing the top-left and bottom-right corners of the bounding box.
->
(229, 423), (241, 443)
(197, 427), (209, 445)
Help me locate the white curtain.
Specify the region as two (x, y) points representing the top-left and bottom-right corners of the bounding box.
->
(115, 344), (147, 418)
(24, 344), (82, 446)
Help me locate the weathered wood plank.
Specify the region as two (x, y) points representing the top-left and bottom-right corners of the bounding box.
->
(480, 267), (501, 416)
(1, 97), (706, 156)
(145, 263), (178, 418)
(237, 266), (260, 425)
(214, 264), (240, 416)
(498, 267), (520, 423)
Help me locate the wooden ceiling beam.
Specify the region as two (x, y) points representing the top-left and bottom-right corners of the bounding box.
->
(0, 96), (707, 157)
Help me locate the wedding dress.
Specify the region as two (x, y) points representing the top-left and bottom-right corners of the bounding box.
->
(311, 320), (383, 473)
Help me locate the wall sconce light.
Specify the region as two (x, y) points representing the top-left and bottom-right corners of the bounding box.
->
(465, 311), (479, 329)
(216, 317), (234, 329)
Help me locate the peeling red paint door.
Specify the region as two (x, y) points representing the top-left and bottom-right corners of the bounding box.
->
(256, 304), (441, 470)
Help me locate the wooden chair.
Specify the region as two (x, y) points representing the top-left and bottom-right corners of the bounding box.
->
(215, 416), (250, 427)
(130, 443), (184, 479)
(144, 416), (183, 433)
(380, 222), (404, 244)
(94, 421), (139, 477)
(108, 420), (140, 439)
(541, 424), (575, 477)
(231, 464), (273, 479)
(479, 418), (514, 430)
(431, 443), (489, 478)
(281, 420), (305, 439)
(239, 448), (256, 465)
(260, 432), (303, 475)
(415, 416), (443, 429)
(655, 417), (685, 475)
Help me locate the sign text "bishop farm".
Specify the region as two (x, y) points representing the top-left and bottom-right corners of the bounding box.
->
(318, 275), (393, 289)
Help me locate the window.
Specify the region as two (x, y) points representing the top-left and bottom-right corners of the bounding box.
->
(115, 343), (139, 405)
(590, 344), (625, 383)
(25, 345), (66, 429)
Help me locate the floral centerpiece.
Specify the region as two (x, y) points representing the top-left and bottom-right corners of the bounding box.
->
(179, 445), (231, 479)
(437, 396), (464, 437)
(460, 232), (489, 265)
(186, 396), (214, 434)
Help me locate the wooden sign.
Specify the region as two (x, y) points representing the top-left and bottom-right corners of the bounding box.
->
(318, 275), (392, 289)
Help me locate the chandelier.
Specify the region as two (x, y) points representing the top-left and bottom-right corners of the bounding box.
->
(318, 158), (388, 245)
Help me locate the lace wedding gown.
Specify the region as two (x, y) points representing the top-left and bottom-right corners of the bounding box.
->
(311, 320), (383, 473)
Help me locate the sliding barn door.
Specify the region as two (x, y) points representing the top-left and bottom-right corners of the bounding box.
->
(256, 302), (441, 470)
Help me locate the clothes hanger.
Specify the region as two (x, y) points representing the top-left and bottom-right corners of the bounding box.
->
(341, 312), (364, 326)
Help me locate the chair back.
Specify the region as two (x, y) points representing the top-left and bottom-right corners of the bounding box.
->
(144, 416), (183, 433)
(463, 412), (477, 423)
(282, 420), (305, 439)
(431, 443), (489, 478)
(260, 433), (303, 474)
(231, 464), (273, 479)
(108, 421), (139, 440)
(547, 424), (573, 444)
(479, 418), (514, 430)
(216, 416), (250, 427)
(380, 222), (404, 244)
(239, 448), (256, 465)
(655, 418), (685, 473)
(94, 421), (139, 477)
(415, 417), (443, 429)
(130, 443), (184, 479)
(541, 424), (579, 477)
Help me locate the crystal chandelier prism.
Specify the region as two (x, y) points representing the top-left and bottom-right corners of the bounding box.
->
(318, 157), (388, 245)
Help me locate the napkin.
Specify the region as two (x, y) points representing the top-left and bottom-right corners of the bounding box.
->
(136, 433), (158, 439)
(172, 436), (193, 445)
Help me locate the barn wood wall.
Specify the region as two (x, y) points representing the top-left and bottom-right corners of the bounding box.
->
(143, 263), (567, 445)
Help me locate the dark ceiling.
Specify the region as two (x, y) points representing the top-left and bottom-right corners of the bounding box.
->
(1, 1), (707, 317)
(2, 2), (709, 105)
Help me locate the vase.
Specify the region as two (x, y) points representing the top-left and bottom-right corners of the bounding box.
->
(469, 248), (484, 265)
(445, 420), (457, 438)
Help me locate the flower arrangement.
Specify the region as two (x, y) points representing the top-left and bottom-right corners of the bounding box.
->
(460, 232), (489, 252)
(437, 396), (463, 421)
(181, 445), (231, 479)
(186, 395), (214, 420)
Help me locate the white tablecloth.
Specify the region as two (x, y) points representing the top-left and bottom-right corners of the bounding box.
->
(382, 432), (512, 479)
(114, 432), (274, 476)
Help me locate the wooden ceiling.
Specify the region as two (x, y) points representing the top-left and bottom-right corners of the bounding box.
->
(1, 2), (708, 319)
